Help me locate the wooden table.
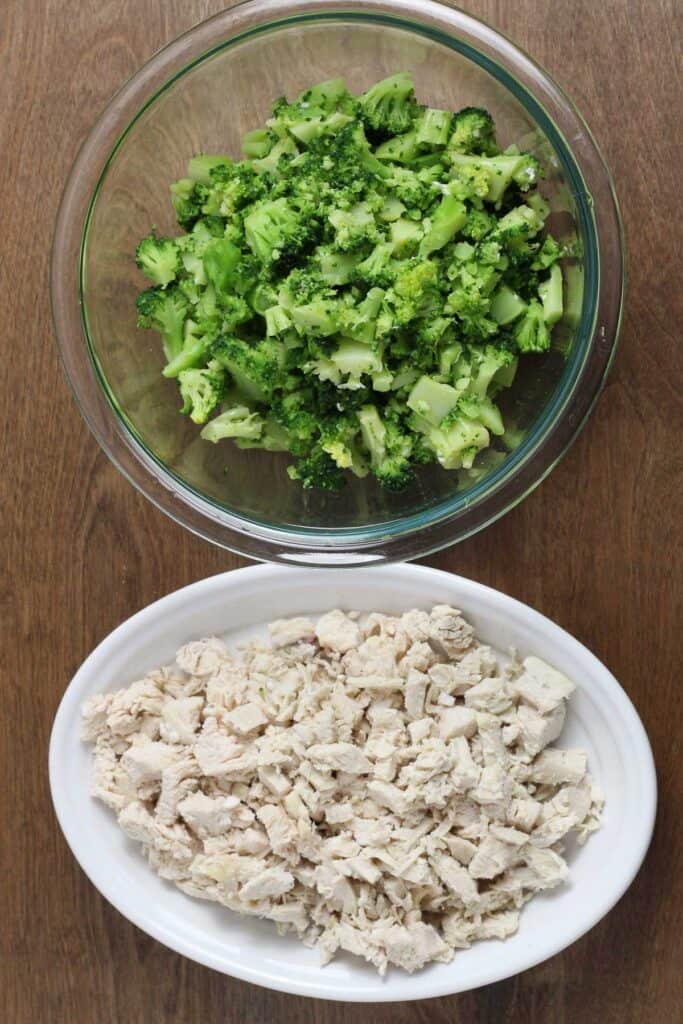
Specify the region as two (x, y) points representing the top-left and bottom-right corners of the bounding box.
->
(2, 1), (681, 1020)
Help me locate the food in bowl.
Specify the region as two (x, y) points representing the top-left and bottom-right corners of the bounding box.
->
(81, 603), (602, 974)
(134, 73), (570, 493)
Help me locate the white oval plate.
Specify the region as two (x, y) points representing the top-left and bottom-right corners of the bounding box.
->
(49, 565), (656, 1002)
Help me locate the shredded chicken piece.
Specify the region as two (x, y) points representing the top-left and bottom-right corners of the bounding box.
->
(82, 606), (602, 975)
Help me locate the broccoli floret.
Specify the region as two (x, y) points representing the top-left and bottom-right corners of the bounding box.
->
(202, 237), (242, 293)
(375, 130), (420, 165)
(328, 202), (380, 252)
(170, 178), (203, 228)
(188, 154), (232, 184)
(211, 335), (284, 401)
(244, 198), (316, 267)
(241, 128), (273, 159)
(200, 405), (264, 443)
(162, 318), (219, 378)
(136, 286), (188, 361)
(449, 107), (498, 156)
(386, 260), (440, 327)
(353, 242), (398, 288)
(288, 446), (346, 491)
(135, 234), (179, 287)
(450, 152), (542, 205)
(415, 108), (452, 149)
(178, 365), (226, 424)
(359, 72), (419, 136)
(419, 195), (467, 257)
(357, 405), (414, 489)
(514, 301), (552, 353)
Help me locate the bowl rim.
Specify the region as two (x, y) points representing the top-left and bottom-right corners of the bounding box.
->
(49, 563), (657, 1001)
(51, 0), (625, 565)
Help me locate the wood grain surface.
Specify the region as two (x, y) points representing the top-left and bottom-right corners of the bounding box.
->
(2, 1), (681, 1021)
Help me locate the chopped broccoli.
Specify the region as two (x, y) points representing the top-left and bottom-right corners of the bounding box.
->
(359, 73), (419, 136)
(200, 405), (264, 443)
(449, 107), (498, 156)
(134, 73), (565, 491)
(514, 301), (552, 353)
(136, 287), (188, 361)
(136, 234), (179, 287)
(178, 366), (226, 424)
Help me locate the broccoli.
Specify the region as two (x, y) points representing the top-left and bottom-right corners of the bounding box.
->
(415, 108), (452, 149)
(134, 73), (565, 492)
(288, 445), (346, 491)
(178, 366), (226, 424)
(162, 318), (219, 378)
(135, 234), (179, 287)
(211, 335), (284, 401)
(359, 72), (419, 136)
(200, 405), (264, 443)
(514, 301), (552, 353)
(136, 287), (188, 361)
(449, 107), (498, 156)
(244, 198), (315, 266)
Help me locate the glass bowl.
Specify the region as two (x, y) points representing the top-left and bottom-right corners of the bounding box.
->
(51, 0), (624, 566)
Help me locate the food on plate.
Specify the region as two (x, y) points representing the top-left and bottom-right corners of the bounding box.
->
(82, 605), (602, 975)
(134, 73), (570, 492)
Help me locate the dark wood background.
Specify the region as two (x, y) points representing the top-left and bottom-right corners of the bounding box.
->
(2, 1), (681, 1021)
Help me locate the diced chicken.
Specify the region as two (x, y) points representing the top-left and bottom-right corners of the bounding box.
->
(193, 725), (245, 776)
(404, 670), (428, 718)
(511, 657), (575, 714)
(120, 738), (179, 787)
(439, 706), (477, 740)
(240, 866), (295, 901)
(515, 702), (566, 758)
(469, 836), (520, 879)
(176, 638), (231, 677)
(431, 854), (479, 908)
(465, 677), (512, 715)
(307, 742), (371, 774)
(160, 696), (203, 745)
(224, 702), (269, 735)
(315, 610), (362, 654)
(256, 804), (298, 856)
(269, 617), (316, 648)
(529, 748), (587, 785)
(82, 604), (601, 976)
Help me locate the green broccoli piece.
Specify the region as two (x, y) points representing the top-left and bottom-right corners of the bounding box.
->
(211, 335), (284, 402)
(200, 405), (264, 443)
(136, 286), (188, 361)
(178, 366), (226, 424)
(328, 202), (380, 252)
(357, 405), (414, 489)
(170, 179), (203, 228)
(244, 198), (315, 266)
(288, 446), (346, 491)
(162, 318), (219, 378)
(188, 154), (232, 184)
(449, 107), (498, 156)
(419, 195), (467, 257)
(415, 108), (452, 149)
(359, 72), (418, 136)
(135, 234), (179, 287)
(514, 301), (552, 353)
(538, 263), (564, 324)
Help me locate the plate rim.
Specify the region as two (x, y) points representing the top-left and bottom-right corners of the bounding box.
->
(49, 563), (657, 1002)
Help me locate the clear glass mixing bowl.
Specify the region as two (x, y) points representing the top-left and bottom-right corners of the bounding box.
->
(51, 0), (624, 566)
